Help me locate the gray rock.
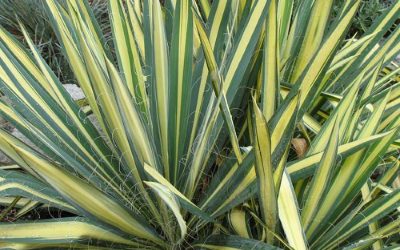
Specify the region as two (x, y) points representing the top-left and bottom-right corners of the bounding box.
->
(395, 54), (400, 64)
(63, 84), (85, 100)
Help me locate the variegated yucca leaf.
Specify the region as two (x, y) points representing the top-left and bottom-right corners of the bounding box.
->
(0, 0), (398, 249)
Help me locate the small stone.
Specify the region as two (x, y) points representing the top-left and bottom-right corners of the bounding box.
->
(395, 54), (400, 64)
(63, 84), (85, 100)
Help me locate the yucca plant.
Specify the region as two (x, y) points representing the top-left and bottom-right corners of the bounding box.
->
(0, 0), (399, 249)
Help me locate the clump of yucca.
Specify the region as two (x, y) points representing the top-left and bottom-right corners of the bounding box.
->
(0, 0), (398, 249)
